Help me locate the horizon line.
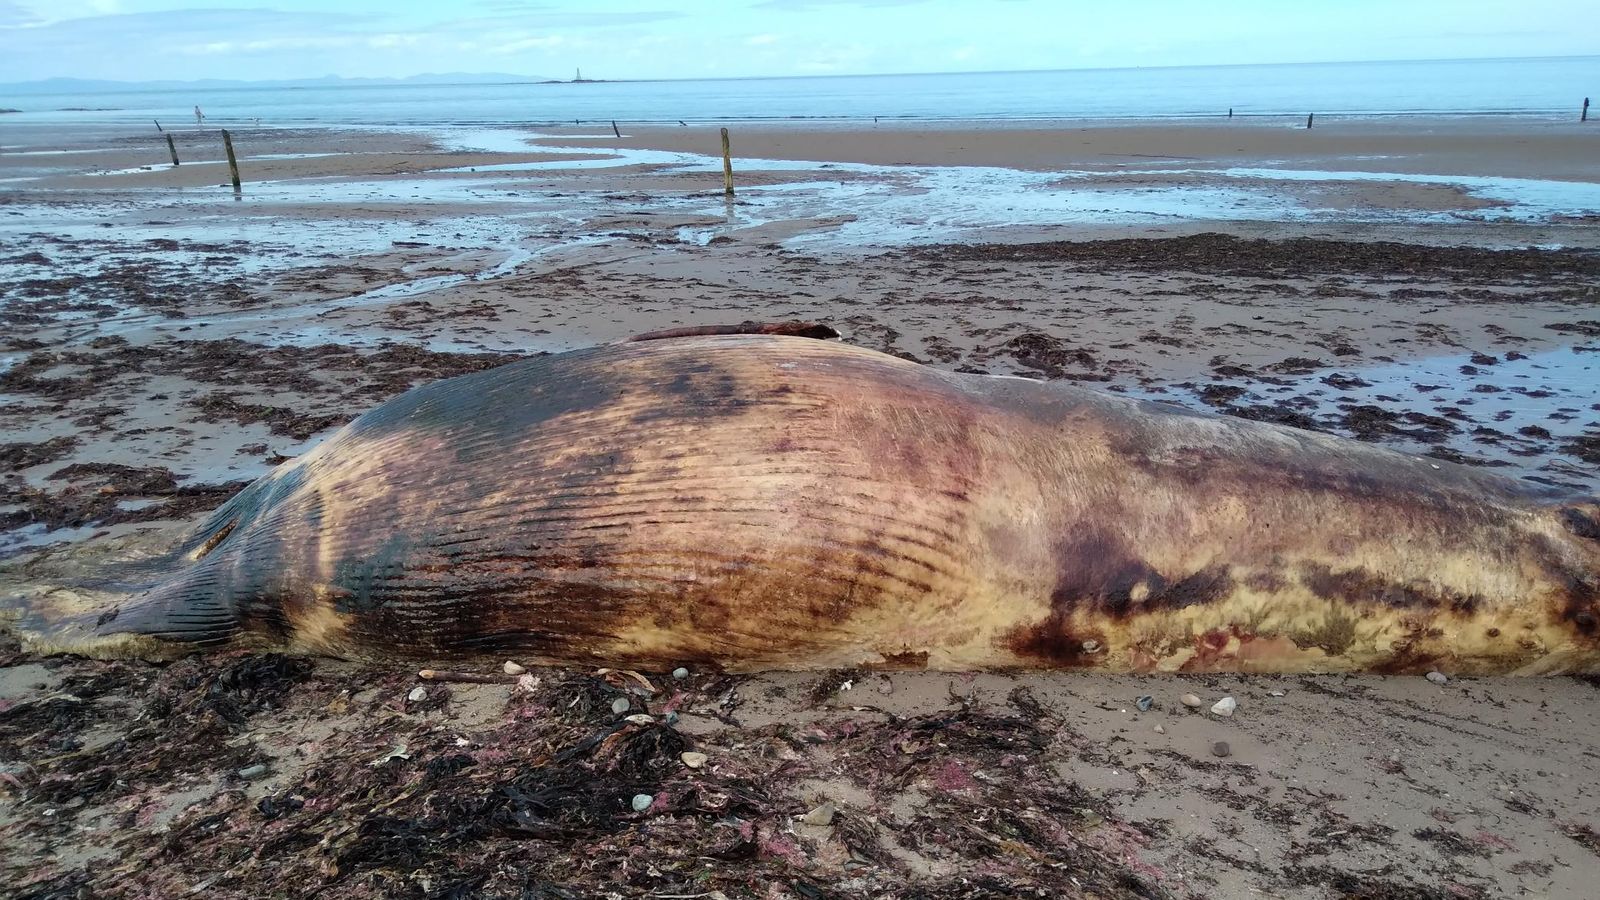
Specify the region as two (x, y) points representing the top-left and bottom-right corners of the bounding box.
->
(6, 52), (1595, 91)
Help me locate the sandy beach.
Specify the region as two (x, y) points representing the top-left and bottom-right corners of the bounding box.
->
(3, 116), (1599, 898)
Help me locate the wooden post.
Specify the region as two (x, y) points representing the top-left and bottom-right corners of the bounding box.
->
(1228, 107), (1233, 119)
(1306, 113), (1314, 129)
(221, 129), (241, 193)
(166, 134), (180, 166)
(611, 120), (621, 138)
(1584, 97), (1590, 122)
(720, 127), (734, 197)
(154, 119), (163, 132)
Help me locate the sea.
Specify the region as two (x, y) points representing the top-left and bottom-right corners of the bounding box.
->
(3, 55), (1595, 126)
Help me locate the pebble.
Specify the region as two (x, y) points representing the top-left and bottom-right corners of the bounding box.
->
(1211, 741), (1232, 758)
(407, 686), (427, 703)
(1180, 693), (1203, 709)
(611, 697), (631, 715)
(502, 661), (527, 676)
(1210, 696), (1237, 717)
(681, 751), (708, 769)
(624, 714), (656, 726)
(672, 667), (690, 680)
(631, 793), (654, 812)
(1135, 695), (1154, 712)
(236, 764), (268, 780)
(1268, 689), (1286, 697)
(801, 802), (836, 826)
(1426, 671), (1449, 685)
(1152, 724), (1165, 734)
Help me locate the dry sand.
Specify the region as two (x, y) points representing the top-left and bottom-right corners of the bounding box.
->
(2, 119), (1599, 898)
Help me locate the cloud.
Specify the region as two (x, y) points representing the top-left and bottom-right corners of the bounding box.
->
(0, 0), (41, 26)
(0, 5), (695, 80)
(484, 34), (567, 55)
(752, 0), (925, 8)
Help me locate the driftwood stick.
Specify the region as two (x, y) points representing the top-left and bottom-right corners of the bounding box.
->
(418, 668), (519, 684)
(720, 127), (734, 197)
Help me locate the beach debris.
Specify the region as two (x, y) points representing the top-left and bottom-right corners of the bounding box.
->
(1153, 724), (1166, 734)
(417, 668), (517, 684)
(371, 744), (410, 766)
(1180, 693), (1204, 709)
(407, 686), (427, 703)
(1426, 671), (1450, 685)
(611, 697), (632, 715)
(502, 660), (527, 676)
(801, 802), (837, 826)
(1211, 697), (1238, 717)
(630, 793), (654, 812)
(680, 751), (708, 769)
(1212, 741), (1232, 758)
(672, 667), (690, 680)
(516, 673), (540, 693)
(596, 668), (658, 695)
(624, 714), (656, 726)
(1135, 695), (1154, 712)
(1269, 689), (1287, 697)
(236, 763), (268, 780)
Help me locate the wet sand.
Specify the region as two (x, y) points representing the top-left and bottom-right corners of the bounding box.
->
(574, 117), (1600, 181)
(3, 118), (1600, 898)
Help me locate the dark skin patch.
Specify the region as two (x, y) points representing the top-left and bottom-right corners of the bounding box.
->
(881, 650), (931, 669)
(1563, 505), (1600, 541)
(1005, 608), (1106, 667)
(1300, 563), (1482, 614)
(1048, 530), (1158, 618)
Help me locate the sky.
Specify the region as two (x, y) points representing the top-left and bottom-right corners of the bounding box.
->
(1, 0), (1596, 84)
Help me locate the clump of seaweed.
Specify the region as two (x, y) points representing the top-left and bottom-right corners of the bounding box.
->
(2, 656), (1179, 899)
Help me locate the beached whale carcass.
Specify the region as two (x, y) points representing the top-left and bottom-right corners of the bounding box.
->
(5, 326), (1598, 674)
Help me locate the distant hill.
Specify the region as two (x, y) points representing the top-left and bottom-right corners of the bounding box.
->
(0, 73), (552, 95)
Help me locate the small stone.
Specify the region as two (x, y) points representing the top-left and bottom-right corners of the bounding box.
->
(1210, 696), (1237, 717)
(1268, 689), (1286, 697)
(1211, 741), (1232, 758)
(1153, 724), (1165, 734)
(407, 686), (427, 703)
(1426, 671), (1449, 685)
(624, 713), (656, 726)
(1135, 695), (1154, 712)
(672, 667), (690, 680)
(801, 802), (836, 826)
(611, 697), (631, 715)
(631, 793), (654, 812)
(681, 751), (708, 769)
(1180, 693), (1203, 709)
(236, 764), (268, 780)
(502, 661), (527, 676)
(1081, 639), (1100, 653)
